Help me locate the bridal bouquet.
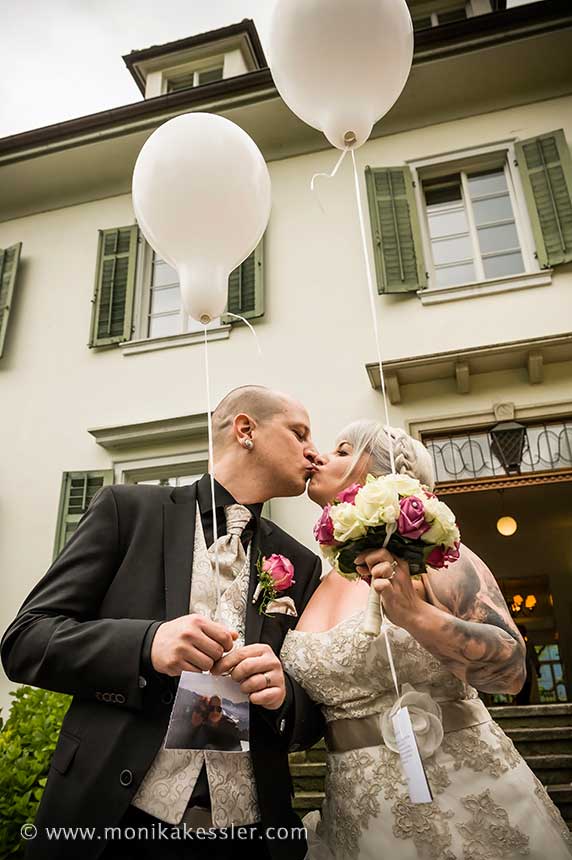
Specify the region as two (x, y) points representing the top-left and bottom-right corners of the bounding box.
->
(313, 474), (460, 634)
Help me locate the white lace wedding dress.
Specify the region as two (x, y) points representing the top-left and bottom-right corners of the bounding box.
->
(280, 610), (572, 860)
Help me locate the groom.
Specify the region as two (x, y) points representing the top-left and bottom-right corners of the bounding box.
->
(1, 386), (325, 860)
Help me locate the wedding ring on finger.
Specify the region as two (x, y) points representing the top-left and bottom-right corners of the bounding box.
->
(388, 560), (399, 580)
(264, 672), (272, 689)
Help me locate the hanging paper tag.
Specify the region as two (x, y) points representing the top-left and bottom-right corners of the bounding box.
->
(391, 706), (433, 804)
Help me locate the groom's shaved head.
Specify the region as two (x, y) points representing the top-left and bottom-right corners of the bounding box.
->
(212, 385), (289, 447)
(211, 385), (315, 498)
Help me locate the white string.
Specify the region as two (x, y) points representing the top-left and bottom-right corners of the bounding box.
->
(350, 147), (399, 690)
(381, 525), (400, 697)
(350, 148), (396, 475)
(203, 326), (222, 623)
(224, 312), (263, 357)
(310, 147), (351, 214)
(310, 147), (350, 192)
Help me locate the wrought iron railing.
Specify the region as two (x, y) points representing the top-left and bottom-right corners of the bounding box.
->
(424, 420), (572, 484)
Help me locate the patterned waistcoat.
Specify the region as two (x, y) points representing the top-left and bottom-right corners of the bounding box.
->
(132, 505), (261, 827)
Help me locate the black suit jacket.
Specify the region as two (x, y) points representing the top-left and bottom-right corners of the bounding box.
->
(1, 481), (325, 860)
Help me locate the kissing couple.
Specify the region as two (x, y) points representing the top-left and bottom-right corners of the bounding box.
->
(2, 385), (571, 860)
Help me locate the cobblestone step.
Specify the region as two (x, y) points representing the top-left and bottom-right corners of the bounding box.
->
(291, 762), (327, 792)
(489, 704), (572, 729)
(506, 726), (572, 756)
(292, 791), (324, 813)
(523, 753), (572, 785)
(548, 784), (572, 830)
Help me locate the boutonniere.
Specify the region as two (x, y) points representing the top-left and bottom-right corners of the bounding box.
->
(252, 553), (297, 616)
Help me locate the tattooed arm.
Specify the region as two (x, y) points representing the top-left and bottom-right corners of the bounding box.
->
(357, 544), (526, 694)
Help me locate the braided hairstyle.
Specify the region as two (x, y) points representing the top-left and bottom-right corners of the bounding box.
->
(337, 420), (435, 491)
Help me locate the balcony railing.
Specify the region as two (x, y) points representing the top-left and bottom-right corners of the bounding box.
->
(425, 420), (572, 484)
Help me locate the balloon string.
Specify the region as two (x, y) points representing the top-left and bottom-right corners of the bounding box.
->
(350, 148), (396, 475)
(204, 326), (222, 623)
(310, 147), (350, 214)
(224, 312), (263, 357)
(310, 147), (350, 192)
(381, 526), (400, 698)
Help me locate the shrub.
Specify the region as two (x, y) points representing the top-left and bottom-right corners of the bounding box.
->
(0, 686), (70, 859)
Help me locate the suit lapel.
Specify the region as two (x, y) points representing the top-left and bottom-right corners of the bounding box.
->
(163, 482), (198, 621)
(245, 517), (273, 646)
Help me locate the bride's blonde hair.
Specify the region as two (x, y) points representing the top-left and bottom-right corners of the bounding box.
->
(336, 420), (436, 491)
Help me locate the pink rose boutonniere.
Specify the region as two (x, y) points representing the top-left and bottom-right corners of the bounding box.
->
(253, 553), (296, 616)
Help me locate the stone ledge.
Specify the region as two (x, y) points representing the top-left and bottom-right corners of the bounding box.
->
(366, 332), (572, 404)
(88, 412), (208, 450)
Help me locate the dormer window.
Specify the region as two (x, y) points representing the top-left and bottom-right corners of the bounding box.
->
(123, 20), (267, 101)
(166, 64), (224, 94)
(413, 4), (470, 31)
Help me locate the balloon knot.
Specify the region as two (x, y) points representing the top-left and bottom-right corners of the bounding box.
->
(200, 314), (212, 326)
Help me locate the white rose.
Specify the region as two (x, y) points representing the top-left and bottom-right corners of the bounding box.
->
(381, 683), (444, 760)
(331, 502), (367, 543)
(383, 473), (423, 497)
(320, 544), (339, 566)
(422, 497), (459, 545)
(354, 477), (400, 527)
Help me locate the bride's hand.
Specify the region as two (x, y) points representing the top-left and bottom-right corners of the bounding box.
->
(354, 548), (425, 629)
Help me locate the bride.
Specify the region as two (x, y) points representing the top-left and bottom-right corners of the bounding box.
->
(280, 420), (572, 860)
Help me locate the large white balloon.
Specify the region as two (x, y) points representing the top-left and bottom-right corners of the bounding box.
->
(132, 113), (271, 324)
(268, 0), (414, 151)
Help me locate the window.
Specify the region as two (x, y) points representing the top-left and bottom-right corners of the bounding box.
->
(148, 254), (219, 339)
(89, 229), (265, 350)
(166, 66), (223, 93)
(136, 473), (203, 487)
(0, 242), (22, 359)
(366, 130), (572, 299)
(413, 4), (469, 30)
(53, 471), (114, 558)
(536, 643), (567, 703)
(423, 165), (525, 288)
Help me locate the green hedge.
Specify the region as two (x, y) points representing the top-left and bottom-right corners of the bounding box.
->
(0, 686), (70, 859)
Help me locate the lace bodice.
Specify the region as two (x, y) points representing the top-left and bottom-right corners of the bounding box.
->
(280, 610), (478, 723)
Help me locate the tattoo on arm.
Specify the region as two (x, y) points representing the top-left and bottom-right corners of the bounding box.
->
(419, 545), (526, 694)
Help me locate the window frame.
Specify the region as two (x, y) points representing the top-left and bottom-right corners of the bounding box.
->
(113, 451), (272, 517)
(132, 240), (224, 343)
(411, 0), (493, 30)
(162, 57), (225, 95)
(409, 140), (541, 295)
(113, 452), (208, 485)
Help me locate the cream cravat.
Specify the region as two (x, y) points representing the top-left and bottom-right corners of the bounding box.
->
(207, 504), (252, 594)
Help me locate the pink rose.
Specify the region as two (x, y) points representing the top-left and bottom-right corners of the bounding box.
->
(336, 483), (361, 505)
(426, 541), (461, 569)
(398, 496), (430, 540)
(313, 504), (336, 546)
(262, 554), (295, 591)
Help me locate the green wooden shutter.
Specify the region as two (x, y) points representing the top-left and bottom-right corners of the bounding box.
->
(222, 241), (264, 324)
(515, 130), (572, 268)
(89, 225), (138, 347)
(0, 242), (22, 359)
(365, 166), (426, 294)
(53, 470), (114, 558)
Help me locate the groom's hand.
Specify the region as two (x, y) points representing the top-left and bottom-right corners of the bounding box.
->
(211, 644), (286, 710)
(151, 614), (238, 676)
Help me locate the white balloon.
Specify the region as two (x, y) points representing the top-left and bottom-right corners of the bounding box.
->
(132, 113), (271, 323)
(268, 0), (414, 150)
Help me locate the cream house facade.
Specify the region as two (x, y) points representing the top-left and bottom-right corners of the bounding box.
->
(1, 5), (572, 712)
